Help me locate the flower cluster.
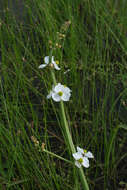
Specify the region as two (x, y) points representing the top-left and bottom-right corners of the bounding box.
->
(47, 83), (71, 102)
(73, 146), (94, 168)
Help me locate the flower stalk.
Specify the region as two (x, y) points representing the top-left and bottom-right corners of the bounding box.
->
(50, 69), (89, 190)
(50, 69), (57, 86)
(43, 149), (72, 165)
(60, 100), (75, 152)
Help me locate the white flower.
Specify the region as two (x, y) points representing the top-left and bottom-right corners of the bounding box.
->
(47, 83), (71, 102)
(77, 146), (94, 159)
(72, 146), (94, 168)
(72, 152), (89, 168)
(38, 56), (60, 70)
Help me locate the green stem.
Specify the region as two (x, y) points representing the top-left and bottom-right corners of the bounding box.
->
(60, 101), (75, 153)
(50, 69), (89, 190)
(50, 70), (57, 86)
(79, 168), (90, 190)
(43, 149), (72, 165)
(60, 100), (89, 190)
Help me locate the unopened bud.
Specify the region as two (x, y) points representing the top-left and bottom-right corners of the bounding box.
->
(41, 143), (45, 151)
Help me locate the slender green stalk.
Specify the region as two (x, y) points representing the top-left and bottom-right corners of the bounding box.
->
(105, 126), (119, 172)
(43, 149), (72, 165)
(60, 100), (75, 153)
(50, 69), (57, 86)
(50, 69), (89, 190)
(79, 168), (90, 190)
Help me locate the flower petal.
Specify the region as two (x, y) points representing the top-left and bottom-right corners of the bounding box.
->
(44, 56), (50, 64)
(85, 151), (94, 158)
(62, 86), (71, 94)
(54, 83), (62, 93)
(53, 62), (61, 70)
(77, 146), (84, 154)
(52, 93), (61, 102)
(61, 92), (71, 101)
(72, 152), (82, 160)
(75, 161), (81, 168)
(38, 64), (47, 69)
(82, 157), (89, 168)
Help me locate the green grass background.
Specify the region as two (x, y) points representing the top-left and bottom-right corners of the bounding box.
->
(0, 0), (127, 189)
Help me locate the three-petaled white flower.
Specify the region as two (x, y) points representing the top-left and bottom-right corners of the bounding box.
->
(72, 146), (94, 168)
(72, 152), (89, 168)
(38, 56), (60, 70)
(47, 83), (71, 102)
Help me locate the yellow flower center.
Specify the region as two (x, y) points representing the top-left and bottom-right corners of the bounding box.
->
(55, 60), (59, 65)
(78, 158), (83, 164)
(84, 149), (87, 153)
(58, 91), (63, 96)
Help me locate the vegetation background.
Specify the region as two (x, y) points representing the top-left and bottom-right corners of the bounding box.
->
(0, 0), (127, 189)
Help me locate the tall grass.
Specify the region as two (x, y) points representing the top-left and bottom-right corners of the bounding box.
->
(0, 0), (127, 189)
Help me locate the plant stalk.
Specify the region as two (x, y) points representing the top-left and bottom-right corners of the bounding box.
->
(50, 69), (89, 190)
(43, 149), (72, 165)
